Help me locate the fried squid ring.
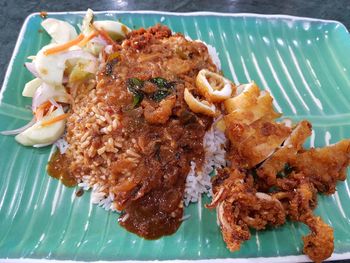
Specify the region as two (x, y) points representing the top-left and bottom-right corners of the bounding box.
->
(196, 69), (234, 102)
(184, 88), (217, 116)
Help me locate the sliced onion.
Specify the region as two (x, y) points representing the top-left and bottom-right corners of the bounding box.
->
(32, 83), (67, 111)
(49, 98), (61, 109)
(0, 117), (36, 135)
(54, 137), (69, 154)
(98, 51), (105, 64)
(104, 45), (113, 54)
(90, 36), (108, 46)
(35, 47), (98, 85)
(25, 62), (39, 78)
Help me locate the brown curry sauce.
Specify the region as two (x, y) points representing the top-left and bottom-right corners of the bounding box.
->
(47, 24), (217, 239)
(47, 150), (77, 187)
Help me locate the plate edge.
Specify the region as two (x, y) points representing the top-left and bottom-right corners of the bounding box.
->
(0, 10), (350, 262)
(1, 251), (350, 262)
(31, 10), (350, 28)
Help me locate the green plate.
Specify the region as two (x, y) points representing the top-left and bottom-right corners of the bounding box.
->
(1, 11), (350, 262)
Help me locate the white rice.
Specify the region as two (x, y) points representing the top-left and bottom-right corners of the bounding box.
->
(205, 43), (221, 70)
(184, 121), (227, 206)
(54, 137), (70, 154)
(78, 180), (120, 212)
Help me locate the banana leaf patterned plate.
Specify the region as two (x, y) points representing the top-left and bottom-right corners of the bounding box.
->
(1, 11), (350, 262)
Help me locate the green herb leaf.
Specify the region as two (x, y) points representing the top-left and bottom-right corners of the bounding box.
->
(209, 169), (216, 177)
(127, 78), (144, 108)
(131, 93), (143, 108)
(151, 89), (171, 102)
(284, 163), (293, 175)
(276, 171), (285, 178)
(148, 77), (175, 102)
(127, 78), (143, 91)
(149, 77), (168, 88)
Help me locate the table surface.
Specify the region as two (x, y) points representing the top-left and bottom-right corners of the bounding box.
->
(0, 0), (349, 262)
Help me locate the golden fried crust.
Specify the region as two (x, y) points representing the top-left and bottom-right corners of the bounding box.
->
(303, 216), (334, 263)
(257, 120), (312, 185)
(209, 169), (286, 252)
(210, 80), (350, 262)
(286, 176), (318, 221)
(292, 139), (350, 194)
(219, 201), (251, 252)
(225, 119), (291, 168)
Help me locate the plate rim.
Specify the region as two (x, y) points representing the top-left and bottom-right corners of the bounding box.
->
(1, 10), (350, 263)
(1, 252), (350, 262)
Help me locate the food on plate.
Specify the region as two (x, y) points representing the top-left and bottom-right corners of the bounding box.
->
(2, 9), (226, 239)
(93, 20), (131, 40)
(15, 107), (67, 146)
(206, 82), (350, 262)
(41, 18), (78, 44)
(1, 9), (349, 262)
(22, 78), (43, 97)
(63, 23), (220, 239)
(184, 88), (217, 116)
(195, 69), (234, 102)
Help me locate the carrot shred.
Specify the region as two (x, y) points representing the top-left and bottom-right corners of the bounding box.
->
(78, 31), (98, 47)
(43, 34), (85, 55)
(35, 109), (44, 121)
(95, 28), (119, 50)
(47, 105), (55, 115)
(35, 101), (51, 111)
(41, 113), (69, 126)
(34, 101), (52, 120)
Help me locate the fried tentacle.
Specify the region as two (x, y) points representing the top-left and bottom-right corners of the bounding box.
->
(303, 216), (334, 263)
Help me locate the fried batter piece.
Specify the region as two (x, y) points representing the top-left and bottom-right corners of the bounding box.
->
(292, 140), (350, 194)
(207, 168), (286, 251)
(224, 85), (291, 168)
(208, 82), (350, 262)
(257, 120), (312, 186)
(282, 176), (334, 263)
(303, 216), (334, 263)
(225, 119), (291, 168)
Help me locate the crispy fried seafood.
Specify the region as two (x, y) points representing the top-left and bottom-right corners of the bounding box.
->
(206, 82), (350, 263)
